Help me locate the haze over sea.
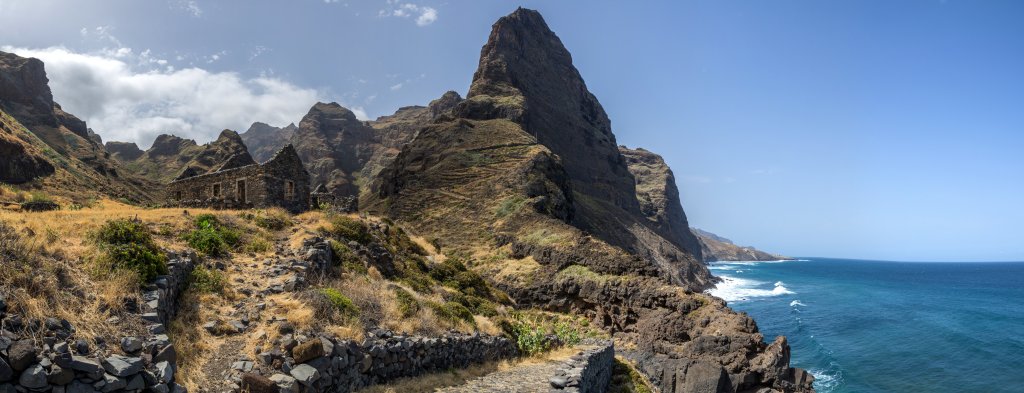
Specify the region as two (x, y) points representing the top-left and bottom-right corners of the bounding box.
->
(707, 258), (1024, 393)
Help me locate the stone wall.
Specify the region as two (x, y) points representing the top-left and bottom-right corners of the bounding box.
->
(238, 330), (519, 393)
(0, 252), (196, 393)
(548, 341), (615, 393)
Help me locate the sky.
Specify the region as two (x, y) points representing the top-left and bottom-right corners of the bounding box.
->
(1, 0), (1022, 262)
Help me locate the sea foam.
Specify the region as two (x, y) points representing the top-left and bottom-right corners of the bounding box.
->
(707, 276), (795, 302)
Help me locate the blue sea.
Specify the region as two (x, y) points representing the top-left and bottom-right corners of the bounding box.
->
(706, 258), (1024, 393)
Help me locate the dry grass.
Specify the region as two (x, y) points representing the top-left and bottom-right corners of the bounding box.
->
(360, 345), (583, 393)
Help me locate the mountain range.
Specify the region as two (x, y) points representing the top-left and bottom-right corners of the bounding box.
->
(0, 8), (808, 392)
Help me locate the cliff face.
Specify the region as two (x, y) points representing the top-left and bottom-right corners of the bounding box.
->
(693, 228), (794, 262)
(444, 8), (711, 288)
(289, 102), (378, 196)
(620, 146), (705, 262)
(368, 8), (813, 392)
(240, 121), (297, 163)
(0, 50), (154, 202)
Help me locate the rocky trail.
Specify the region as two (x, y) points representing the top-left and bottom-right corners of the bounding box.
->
(190, 233), (304, 393)
(435, 346), (597, 393)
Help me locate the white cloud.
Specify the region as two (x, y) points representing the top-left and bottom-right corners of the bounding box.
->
(2, 46), (324, 148)
(379, 2), (437, 26)
(389, 83), (403, 91)
(416, 7), (437, 26)
(183, 0), (202, 17)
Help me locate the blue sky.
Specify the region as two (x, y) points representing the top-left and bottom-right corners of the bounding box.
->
(1, 0), (1022, 261)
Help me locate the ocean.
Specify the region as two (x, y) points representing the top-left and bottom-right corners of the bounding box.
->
(706, 258), (1024, 393)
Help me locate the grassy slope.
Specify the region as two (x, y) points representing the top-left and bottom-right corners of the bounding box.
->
(0, 109), (157, 204)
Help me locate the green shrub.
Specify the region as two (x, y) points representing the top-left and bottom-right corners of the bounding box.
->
(495, 196), (526, 218)
(430, 301), (476, 327)
(328, 215), (371, 245)
(554, 321), (582, 346)
(189, 265), (226, 294)
(429, 259), (492, 298)
(184, 214), (240, 256)
(240, 209), (292, 231)
(394, 287), (419, 317)
(330, 240), (366, 274)
(319, 288), (360, 319)
(93, 219), (168, 282)
(244, 236), (271, 254)
(511, 319), (550, 355)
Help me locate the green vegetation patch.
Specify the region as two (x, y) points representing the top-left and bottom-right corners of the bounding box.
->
(328, 215), (372, 245)
(183, 214), (241, 257)
(240, 208), (293, 231)
(394, 287), (420, 318)
(495, 195), (527, 219)
(93, 219), (168, 282)
(319, 288), (360, 319)
(429, 301), (476, 327)
(189, 265), (226, 294)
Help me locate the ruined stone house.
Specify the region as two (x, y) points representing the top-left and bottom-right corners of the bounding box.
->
(166, 145), (311, 213)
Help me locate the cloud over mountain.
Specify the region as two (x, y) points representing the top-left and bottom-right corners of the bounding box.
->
(1, 46), (324, 147)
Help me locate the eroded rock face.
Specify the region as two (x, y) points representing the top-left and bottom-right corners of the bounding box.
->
(0, 51), (56, 127)
(291, 102), (378, 197)
(0, 131), (54, 184)
(451, 8), (712, 288)
(621, 146), (705, 262)
(241, 121), (298, 163)
(113, 129), (254, 183)
(105, 141), (144, 161)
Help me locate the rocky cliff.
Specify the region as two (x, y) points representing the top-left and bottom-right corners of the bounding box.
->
(111, 129), (254, 183)
(235, 92), (463, 199)
(368, 8), (813, 392)
(693, 228), (794, 262)
(0, 50), (154, 202)
(620, 146), (705, 262)
(240, 121), (297, 163)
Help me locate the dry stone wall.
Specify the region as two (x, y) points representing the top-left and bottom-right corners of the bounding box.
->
(238, 330), (518, 393)
(0, 252), (196, 393)
(548, 341), (614, 393)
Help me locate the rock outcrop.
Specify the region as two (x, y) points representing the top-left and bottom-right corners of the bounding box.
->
(0, 50), (155, 201)
(105, 141), (144, 162)
(369, 8), (812, 392)
(240, 121), (298, 163)
(693, 228), (793, 262)
(112, 129), (255, 183)
(621, 146), (705, 262)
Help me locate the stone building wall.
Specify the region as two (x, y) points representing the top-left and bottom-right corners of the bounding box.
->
(166, 145), (310, 213)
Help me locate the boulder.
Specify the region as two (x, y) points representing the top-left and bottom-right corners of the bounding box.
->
(101, 373), (127, 392)
(8, 339), (38, 371)
(155, 361), (174, 383)
(18, 364), (48, 389)
(289, 364), (320, 387)
(69, 356), (104, 374)
(269, 374), (298, 393)
(240, 373), (279, 393)
(155, 344), (178, 363)
(291, 340), (324, 364)
(101, 355), (143, 377)
(48, 364), (75, 385)
(120, 337), (144, 353)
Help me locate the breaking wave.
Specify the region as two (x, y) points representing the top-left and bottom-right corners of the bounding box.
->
(706, 276), (795, 302)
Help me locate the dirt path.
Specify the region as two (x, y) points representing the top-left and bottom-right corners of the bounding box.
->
(192, 241), (296, 393)
(433, 346), (597, 393)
